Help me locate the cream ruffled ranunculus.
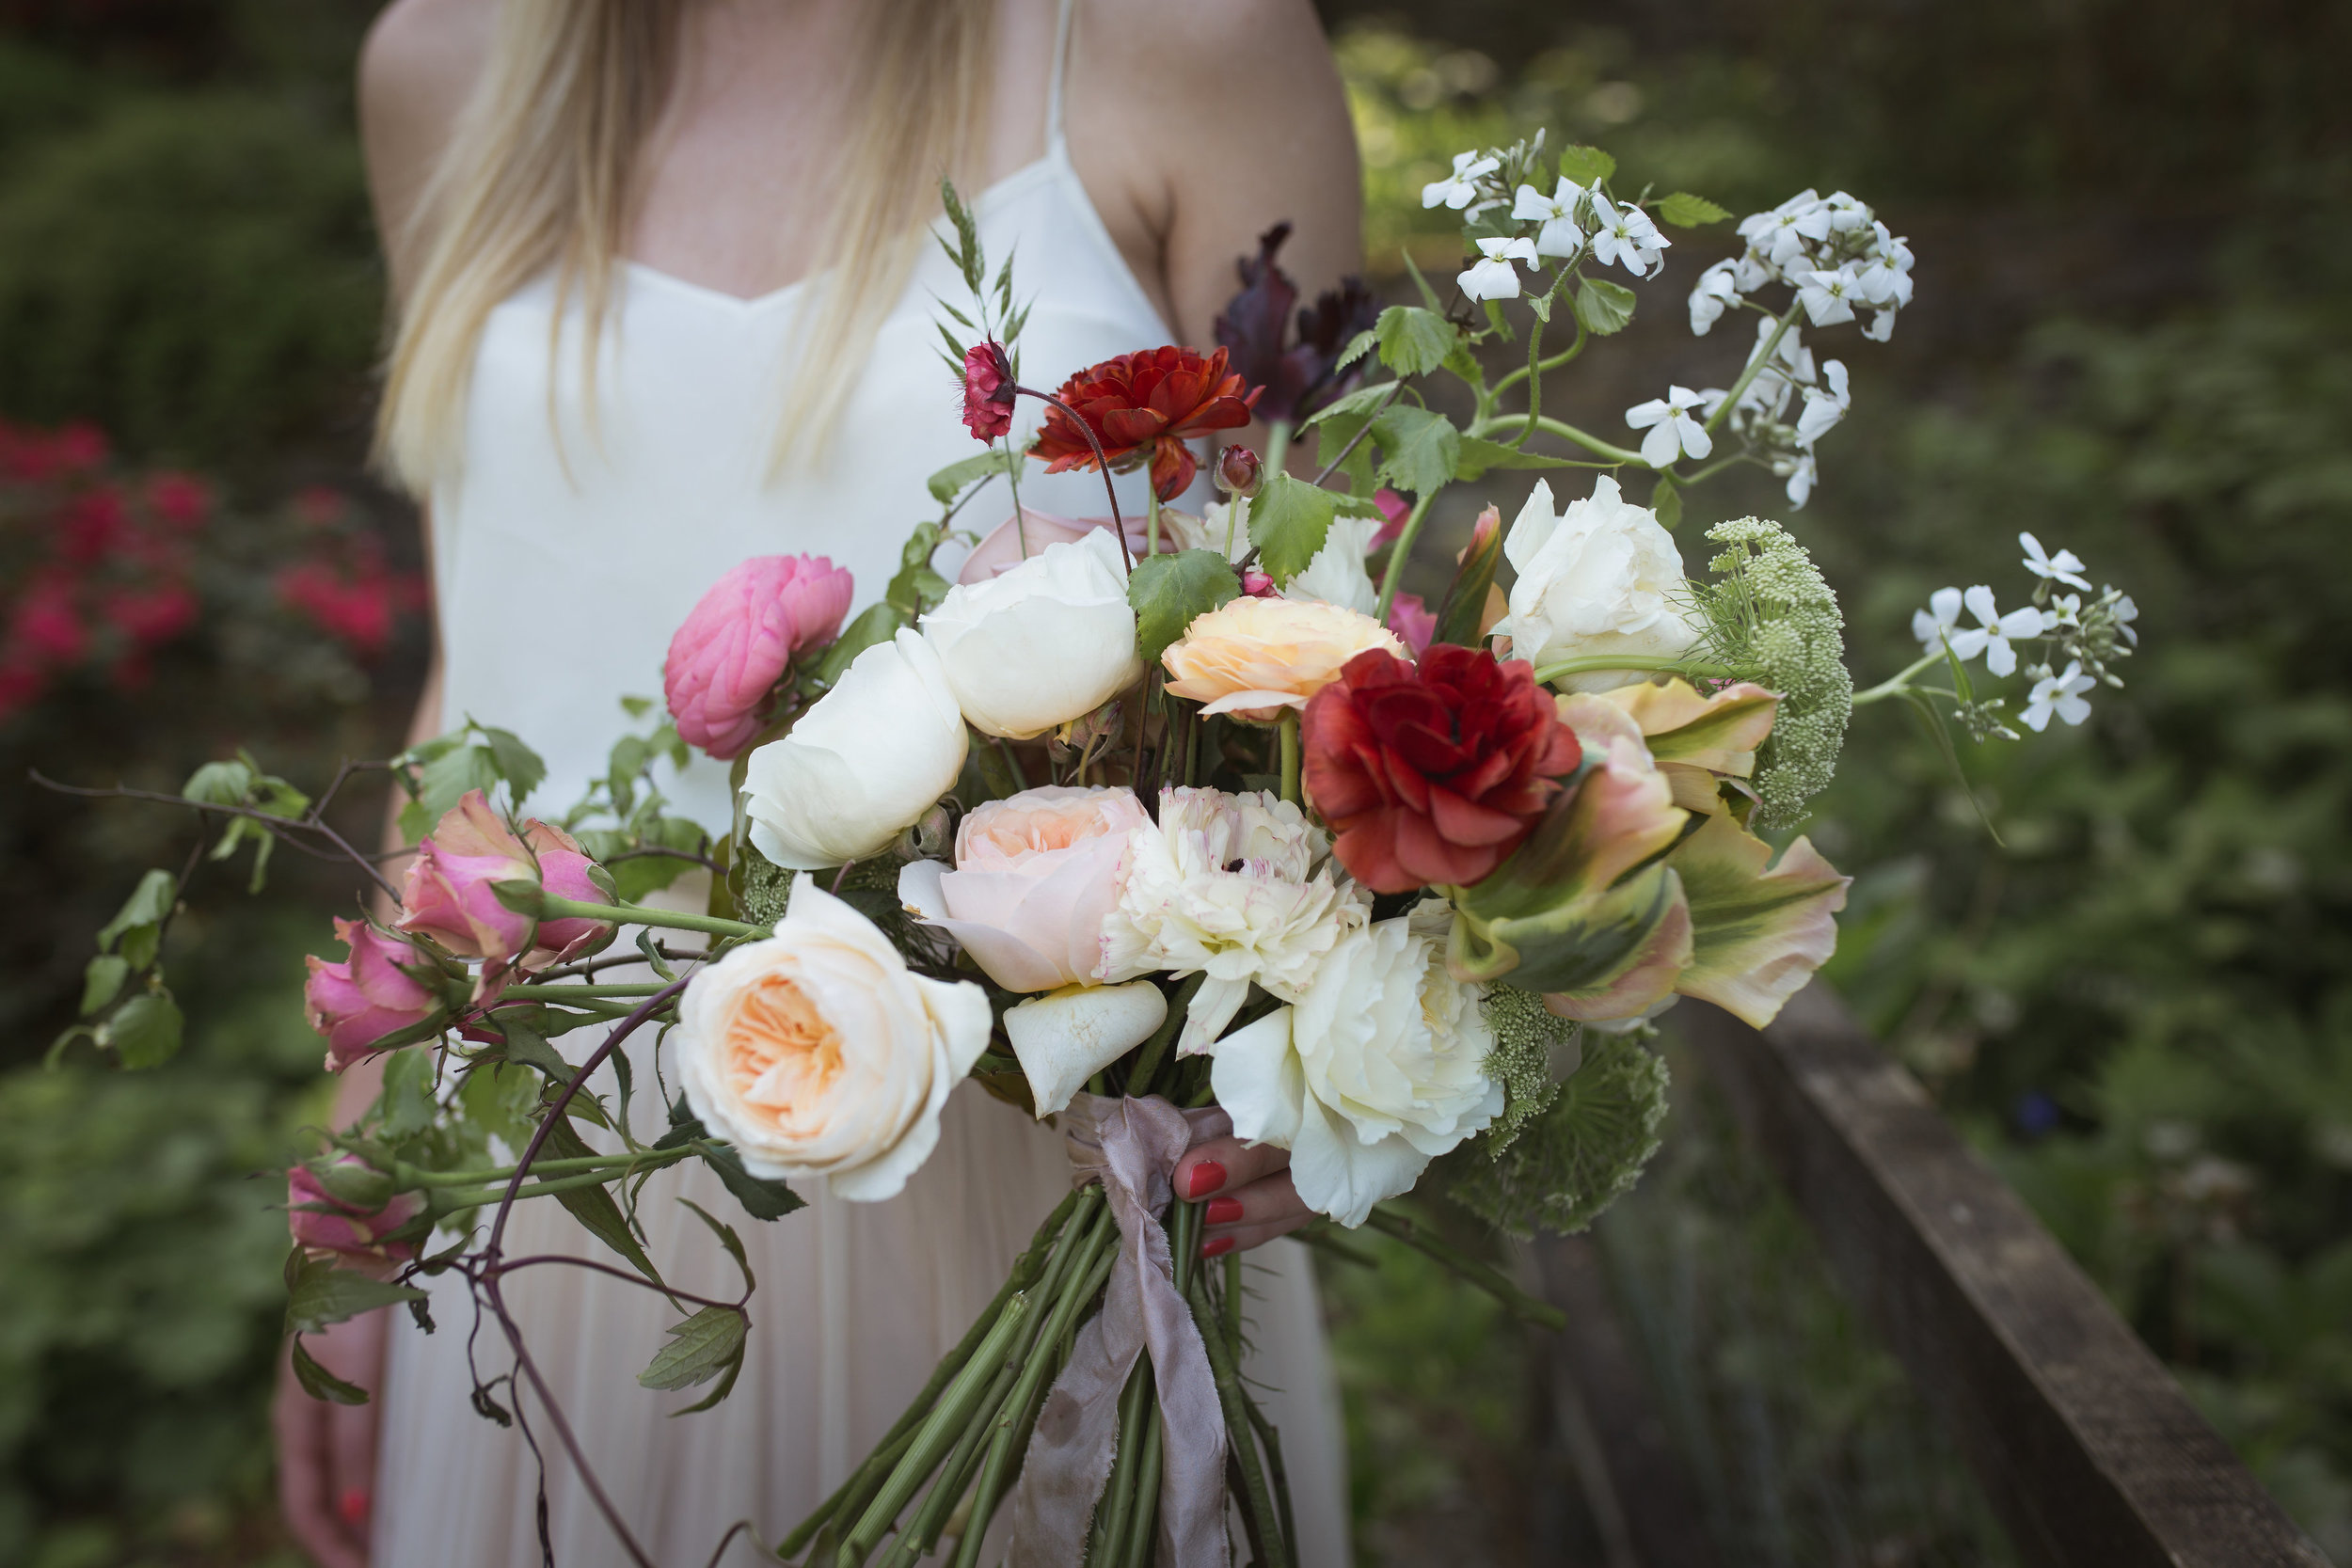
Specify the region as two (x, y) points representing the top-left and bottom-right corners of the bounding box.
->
(675, 875), (991, 1202)
(1161, 596), (1404, 721)
(1208, 905), (1501, 1227)
(741, 628), (969, 869)
(1495, 475), (1699, 692)
(922, 529), (1143, 739)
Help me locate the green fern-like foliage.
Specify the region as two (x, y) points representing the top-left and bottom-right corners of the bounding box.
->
(1439, 1026), (1670, 1237)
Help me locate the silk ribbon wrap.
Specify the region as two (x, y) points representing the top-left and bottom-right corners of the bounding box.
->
(1009, 1093), (1232, 1567)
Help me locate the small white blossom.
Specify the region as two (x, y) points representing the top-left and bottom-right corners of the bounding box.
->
(1422, 150), (1501, 211)
(1625, 386), (1714, 467)
(1689, 260), (1741, 335)
(2022, 661), (2095, 731)
(1798, 264), (1864, 327)
(1733, 248), (1776, 292)
(1855, 222), (1915, 308)
(1950, 584), (2046, 676)
(1589, 193), (1669, 277)
(1794, 358), (1851, 447)
(1739, 189), (1830, 270)
(1458, 235), (1537, 302)
(1863, 309), (1898, 342)
(1820, 190), (1874, 233)
(2111, 594), (2139, 646)
(1777, 451), (1819, 507)
(1512, 177), (1587, 258)
(1913, 586), (1964, 651)
(2020, 532), (2093, 592)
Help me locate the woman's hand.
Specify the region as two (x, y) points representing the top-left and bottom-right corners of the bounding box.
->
(272, 1307), (388, 1568)
(1174, 1134), (1314, 1258)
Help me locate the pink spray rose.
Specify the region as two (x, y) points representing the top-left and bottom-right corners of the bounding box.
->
(664, 554), (855, 759)
(897, 785), (1149, 992)
(306, 917), (448, 1072)
(396, 790), (613, 981)
(288, 1158), (425, 1265)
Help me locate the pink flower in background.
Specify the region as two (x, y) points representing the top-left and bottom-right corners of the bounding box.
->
(62, 487), (127, 563)
(960, 509), (1148, 584)
(1388, 592), (1437, 656)
(101, 583), (198, 647)
(664, 554), (854, 759)
(145, 472), (211, 531)
(1370, 488), (1412, 553)
(288, 1159), (424, 1264)
(9, 575), (87, 666)
(396, 790), (613, 979)
(306, 916), (448, 1071)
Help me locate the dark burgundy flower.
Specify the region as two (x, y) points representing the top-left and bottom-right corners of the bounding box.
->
(1030, 345), (1259, 500)
(1287, 272), (1380, 420)
(961, 341), (1016, 443)
(1302, 645), (1584, 893)
(1214, 224), (1381, 426)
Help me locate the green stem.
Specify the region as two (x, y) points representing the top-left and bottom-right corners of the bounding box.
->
(1239, 1379), (1298, 1566)
(1372, 490), (1435, 626)
(1187, 1275), (1288, 1568)
(1124, 972), (1202, 1101)
(1117, 1404), (1165, 1568)
(1701, 300), (1805, 437)
(1362, 1205), (1567, 1331)
(1003, 435), (1029, 560)
(1529, 653), (1738, 687)
(1147, 486), (1162, 561)
(1279, 711), (1301, 804)
(1094, 1359), (1153, 1563)
(535, 895), (768, 942)
(1221, 1250), (1243, 1369)
(1488, 318), (1586, 403)
(1262, 419), (1292, 483)
(396, 1148), (685, 1189)
(1852, 646), (1946, 706)
(429, 1166), (671, 1211)
(507, 982), (671, 1001)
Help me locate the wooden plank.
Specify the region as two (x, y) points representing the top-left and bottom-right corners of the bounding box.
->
(1676, 985), (2328, 1568)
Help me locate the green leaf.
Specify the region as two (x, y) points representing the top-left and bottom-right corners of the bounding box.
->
(1248, 474), (1340, 585)
(103, 991), (183, 1069)
(1125, 549), (1240, 665)
(1558, 145), (1617, 187)
(1374, 307), (1458, 377)
(379, 1048), (437, 1136)
(285, 1255), (425, 1335)
(927, 446), (1009, 506)
(609, 817), (708, 903)
(811, 604), (905, 692)
(480, 727), (547, 805)
(289, 1337), (370, 1405)
(1298, 380), (1396, 430)
(492, 1014), (577, 1085)
(79, 954), (129, 1016)
(1651, 475), (1683, 531)
(1454, 437), (1595, 483)
(1573, 277), (1637, 337)
(539, 1113), (668, 1287)
(1658, 192), (1732, 228)
(639, 1305), (748, 1392)
(1372, 406), (1461, 496)
(1335, 328), (1375, 372)
(1401, 248), (1447, 314)
(1317, 413), (1379, 499)
(97, 869), (176, 954)
(401, 738), (500, 842)
(182, 758), (255, 804)
(459, 1061), (539, 1155)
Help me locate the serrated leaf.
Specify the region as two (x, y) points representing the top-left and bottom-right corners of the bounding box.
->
(1372, 406), (1461, 496)
(1558, 145), (1617, 187)
(401, 739), (500, 842)
(80, 955), (129, 1016)
(481, 727), (546, 805)
(1373, 307), (1458, 377)
(104, 992), (183, 1069)
(639, 1305), (748, 1392)
(539, 1112), (667, 1286)
(1335, 328), (1375, 372)
(289, 1337), (370, 1405)
(1126, 549), (1240, 665)
(379, 1047), (437, 1135)
(1298, 380), (1397, 430)
(679, 1197), (754, 1290)
(1573, 277), (1637, 337)
(183, 758), (256, 805)
(493, 1014), (577, 1084)
(1316, 413), (1378, 499)
(927, 446), (1009, 506)
(1248, 475), (1340, 585)
(285, 1255), (425, 1335)
(1658, 192), (1732, 228)
(97, 869), (176, 954)
(1454, 437), (1596, 483)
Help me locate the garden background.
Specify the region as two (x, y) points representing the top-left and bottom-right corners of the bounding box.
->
(0, 1), (2344, 1564)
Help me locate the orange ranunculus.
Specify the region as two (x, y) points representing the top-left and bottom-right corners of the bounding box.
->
(1030, 346), (1261, 500)
(1160, 596), (1405, 721)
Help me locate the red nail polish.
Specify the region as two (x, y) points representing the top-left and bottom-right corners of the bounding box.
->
(1200, 1234), (1235, 1259)
(1185, 1160), (1227, 1200)
(337, 1486), (372, 1530)
(1205, 1196), (1245, 1226)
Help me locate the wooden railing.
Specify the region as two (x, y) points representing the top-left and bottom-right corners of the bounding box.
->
(1533, 985), (2330, 1568)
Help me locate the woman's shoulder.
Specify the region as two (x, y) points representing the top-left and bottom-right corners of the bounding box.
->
(358, 0), (498, 289)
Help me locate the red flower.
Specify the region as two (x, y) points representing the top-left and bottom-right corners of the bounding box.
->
(9, 576), (87, 667)
(1302, 645), (1584, 893)
(1031, 345), (1260, 500)
(102, 583), (199, 647)
(961, 341), (1016, 443)
(62, 486), (127, 564)
(146, 472), (212, 531)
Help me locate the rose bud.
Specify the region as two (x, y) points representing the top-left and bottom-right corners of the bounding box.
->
(1216, 444), (1263, 499)
(396, 790), (614, 982)
(663, 554), (854, 760)
(306, 917), (453, 1072)
(288, 1157), (425, 1265)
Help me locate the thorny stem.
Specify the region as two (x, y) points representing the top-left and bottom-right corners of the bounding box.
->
(1361, 1206), (1567, 1331)
(28, 769), (405, 897)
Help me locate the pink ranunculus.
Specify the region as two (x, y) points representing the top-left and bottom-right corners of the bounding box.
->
(288, 1158), (425, 1264)
(1388, 592), (1437, 656)
(307, 917), (448, 1071)
(898, 785), (1150, 992)
(395, 790), (614, 981)
(664, 554), (855, 759)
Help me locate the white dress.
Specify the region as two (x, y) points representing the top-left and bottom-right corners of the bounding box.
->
(371, 15), (1351, 1568)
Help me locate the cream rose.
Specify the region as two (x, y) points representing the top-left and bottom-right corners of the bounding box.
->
(741, 628), (969, 869)
(921, 529), (1144, 739)
(675, 875), (991, 1201)
(1160, 596), (1405, 721)
(1496, 475), (1699, 692)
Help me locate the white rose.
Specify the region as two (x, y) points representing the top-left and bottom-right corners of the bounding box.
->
(742, 628), (968, 869)
(1279, 514), (1382, 617)
(920, 529), (1144, 739)
(675, 875), (992, 1201)
(1208, 906), (1501, 1227)
(1495, 475), (1699, 692)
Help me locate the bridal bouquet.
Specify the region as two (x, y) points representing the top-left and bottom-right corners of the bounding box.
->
(49, 144), (2139, 1568)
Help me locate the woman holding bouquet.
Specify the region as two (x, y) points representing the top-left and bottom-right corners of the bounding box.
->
(273, 1), (1362, 1564)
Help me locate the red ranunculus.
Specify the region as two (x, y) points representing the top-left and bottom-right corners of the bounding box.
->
(1030, 345), (1260, 500)
(961, 341), (1016, 442)
(1302, 644), (1584, 893)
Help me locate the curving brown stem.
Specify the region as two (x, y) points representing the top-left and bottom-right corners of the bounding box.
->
(1012, 384), (1134, 571)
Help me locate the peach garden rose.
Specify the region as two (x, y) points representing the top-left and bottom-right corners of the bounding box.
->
(1159, 595), (1406, 721)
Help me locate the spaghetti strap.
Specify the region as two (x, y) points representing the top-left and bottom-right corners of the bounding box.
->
(1045, 0), (1076, 149)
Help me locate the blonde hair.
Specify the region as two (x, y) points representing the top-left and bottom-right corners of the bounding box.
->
(373, 0), (996, 494)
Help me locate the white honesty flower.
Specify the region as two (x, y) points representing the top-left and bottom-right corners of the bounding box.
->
(1733, 247), (1776, 293)
(1624, 386), (1714, 467)
(1794, 359), (1851, 447)
(1589, 193), (1669, 277)
(1855, 221), (1916, 308)
(1493, 475), (1698, 690)
(2111, 594), (2140, 646)
(1777, 450), (1820, 507)
(1912, 586), (1965, 652)
(1422, 150), (1500, 211)
(1459, 235), (1537, 302)
(1739, 189), (1830, 270)
(1209, 906), (1501, 1227)
(1512, 177), (1587, 258)
(1863, 309), (1899, 342)
(1798, 264), (1865, 327)
(1949, 584), (2046, 676)
(1820, 190), (1873, 233)
(1688, 259), (1741, 335)
(2019, 531), (2093, 592)
(1097, 786), (1370, 1057)
(2022, 661), (2095, 731)
(1281, 513), (1382, 617)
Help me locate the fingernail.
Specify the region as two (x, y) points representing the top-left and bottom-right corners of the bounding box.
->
(1205, 1196), (1245, 1226)
(1184, 1161), (1227, 1200)
(337, 1486), (372, 1530)
(1200, 1235), (1235, 1259)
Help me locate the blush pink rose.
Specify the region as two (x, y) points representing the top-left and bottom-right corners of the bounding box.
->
(306, 917), (447, 1072)
(288, 1158), (425, 1264)
(897, 785), (1149, 991)
(396, 790), (612, 981)
(664, 554), (855, 759)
